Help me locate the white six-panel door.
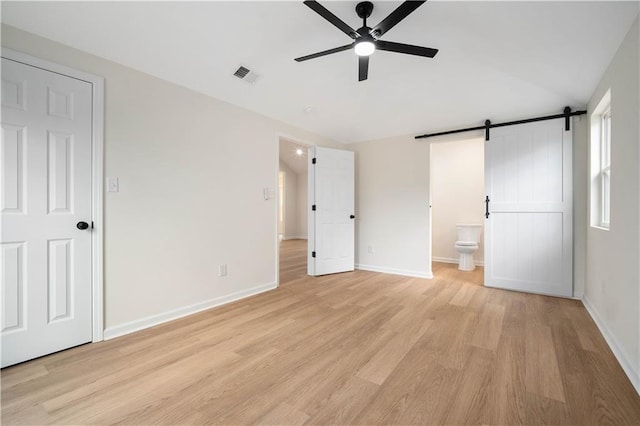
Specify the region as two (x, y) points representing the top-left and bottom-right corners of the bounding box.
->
(1, 58), (93, 367)
(484, 119), (573, 297)
(308, 146), (355, 276)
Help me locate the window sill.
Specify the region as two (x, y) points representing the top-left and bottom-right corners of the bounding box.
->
(591, 225), (610, 231)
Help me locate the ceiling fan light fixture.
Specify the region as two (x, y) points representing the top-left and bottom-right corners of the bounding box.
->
(355, 40), (375, 56)
(296, 1), (437, 81)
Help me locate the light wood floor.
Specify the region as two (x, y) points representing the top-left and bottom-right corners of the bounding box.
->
(432, 260), (484, 286)
(2, 239), (639, 425)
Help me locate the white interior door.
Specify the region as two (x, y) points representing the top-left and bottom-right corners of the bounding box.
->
(1, 58), (93, 367)
(485, 119), (573, 297)
(308, 146), (355, 276)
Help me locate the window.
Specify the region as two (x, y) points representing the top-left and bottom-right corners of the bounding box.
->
(600, 107), (611, 227)
(590, 90), (611, 229)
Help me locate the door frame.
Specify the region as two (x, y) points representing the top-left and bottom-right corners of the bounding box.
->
(2, 48), (105, 342)
(307, 145), (316, 276)
(275, 133), (315, 286)
(278, 170), (286, 240)
(427, 133), (485, 278)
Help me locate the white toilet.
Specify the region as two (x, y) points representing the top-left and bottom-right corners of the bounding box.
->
(454, 224), (482, 271)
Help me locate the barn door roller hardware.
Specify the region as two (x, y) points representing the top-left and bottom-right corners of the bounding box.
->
(415, 107), (587, 141)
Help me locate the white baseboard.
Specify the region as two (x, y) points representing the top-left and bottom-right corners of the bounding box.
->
(355, 263), (433, 279)
(283, 236), (307, 240)
(432, 256), (484, 266)
(103, 281), (277, 341)
(582, 296), (639, 395)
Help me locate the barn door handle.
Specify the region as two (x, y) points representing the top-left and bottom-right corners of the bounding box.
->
(485, 196), (490, 219)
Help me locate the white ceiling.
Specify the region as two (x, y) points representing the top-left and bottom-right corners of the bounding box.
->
(3, 1), (638, 143)
(280, 138), (308, 174)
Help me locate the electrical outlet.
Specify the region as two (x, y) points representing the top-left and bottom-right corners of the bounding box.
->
(367, 244), (374, 254)
(219, 264), (227, 277)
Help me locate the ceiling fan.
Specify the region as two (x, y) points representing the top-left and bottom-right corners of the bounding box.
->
(295, 0), (438, 81)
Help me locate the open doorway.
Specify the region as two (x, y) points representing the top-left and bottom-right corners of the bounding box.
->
(430, 137), (485, 286)
(278, 137), (309, 284)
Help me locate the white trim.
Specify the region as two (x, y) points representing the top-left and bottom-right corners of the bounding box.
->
(91, 77), (105, 342)
(279, 170), (286, 245)
(356, 263), (433, 279)
(1, 48), (105, 342)
(104, 281), (277, 341)
(582, 296), (639, 395)
(590, 89), (612, 230)
(275, 138), (281, 287)
(308, 146), (317, 276)
(432, 256), (485, 266)
(282, 236), (308, 241)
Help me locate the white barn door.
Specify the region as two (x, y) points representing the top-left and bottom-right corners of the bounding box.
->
(1, 58), (93, 367)
(484, 119), (573, 297)
(308, 146), (355, 276)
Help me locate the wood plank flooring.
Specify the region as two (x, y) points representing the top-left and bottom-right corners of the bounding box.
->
(2, 238), (639, 425)
(431, 260), (484, 287)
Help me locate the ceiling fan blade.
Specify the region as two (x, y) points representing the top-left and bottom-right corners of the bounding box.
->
(303, 1), (359, 40)
(294, 43), (354, 62)
(371, 1), (426, 38)
(358, 56), (369, 81)
(376, 40), (438, 58)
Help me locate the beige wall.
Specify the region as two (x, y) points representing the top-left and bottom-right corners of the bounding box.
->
(4, 19), (636, 391)
(430, 138), (485, 264)
(277, 160), (308, 240)
(1, 25), (340, 336)
(351, 103), (589, 297)
(278, 160), (299, 240)
(296, 171), (308, 239)
(572, 116), (588, 299)
(351, 121), (586, 283)
(583, 18), (639, 392)
(351, 135), (431, 278)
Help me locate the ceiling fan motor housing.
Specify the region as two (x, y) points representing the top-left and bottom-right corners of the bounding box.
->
(356, 1), (374, 20)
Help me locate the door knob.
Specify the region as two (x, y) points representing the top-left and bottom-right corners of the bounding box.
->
(76, 221), (89, 230)
(350, 215), (355, 219)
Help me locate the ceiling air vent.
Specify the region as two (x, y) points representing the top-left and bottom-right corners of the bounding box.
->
(232, 65), (261, 84)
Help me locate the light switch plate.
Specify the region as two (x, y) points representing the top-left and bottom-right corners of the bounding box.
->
(107, 177), (119, 193)
(263, 187), (275, 200)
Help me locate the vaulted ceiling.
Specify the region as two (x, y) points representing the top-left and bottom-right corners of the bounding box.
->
(3, 1), (638, 143)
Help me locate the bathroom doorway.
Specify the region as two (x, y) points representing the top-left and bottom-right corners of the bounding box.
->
(429, 137), (485, 285)
(278, 137), (310, 284)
